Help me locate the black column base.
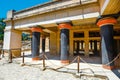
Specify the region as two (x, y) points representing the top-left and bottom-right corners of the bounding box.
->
(103, 65), (115, 70)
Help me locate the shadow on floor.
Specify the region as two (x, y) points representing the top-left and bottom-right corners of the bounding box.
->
(112, 69), (120, 78)
(23, 51), (102, 64)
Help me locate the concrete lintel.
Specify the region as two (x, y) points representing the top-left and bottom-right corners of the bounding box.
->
(28, 25), (45, 29)
(14, 12), (99, 29)
(4, 29), (22, 34)
(56, 20), (73, 26)
(43, 29), (54, 33)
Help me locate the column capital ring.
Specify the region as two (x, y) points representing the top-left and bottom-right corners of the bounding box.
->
(97, 17), (117, 27)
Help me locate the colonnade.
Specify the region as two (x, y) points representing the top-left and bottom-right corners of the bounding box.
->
(3, 17), (118, 69)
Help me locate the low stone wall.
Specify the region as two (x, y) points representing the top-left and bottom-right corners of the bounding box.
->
(11, 49), (21, 57)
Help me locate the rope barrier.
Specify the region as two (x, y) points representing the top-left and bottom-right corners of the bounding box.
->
(80, 57), (101, 67)
(80, 53), (120, 67)
(44, 54), (60, 67)
(1, 47), (120, 74)
(43, 52), (120, 70)
(44, 54), (78, 70)
(55, 56), (78, 70)
(105, 53), (120, 65)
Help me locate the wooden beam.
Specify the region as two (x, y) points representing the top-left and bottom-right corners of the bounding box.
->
(101, 0), (120, 15)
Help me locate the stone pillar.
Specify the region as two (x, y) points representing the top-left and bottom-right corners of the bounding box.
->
(76, 41), (80, 54)
(3, 29), (22, 57)
(58, 23), (72, 64)
(42, 36), (46, 53)
(97, 17), (117, 69)
(94, 40), (97, 56)
(31, 27), (42, 61)
(81, 41), (84, 50)
(90, 40), (93, 50)
(84, 31), (89, 56)
(50, 32), (57, 55)
(69, 30), (73, 55)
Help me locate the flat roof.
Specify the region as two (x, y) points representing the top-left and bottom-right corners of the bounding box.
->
(14, 0), (59, 14)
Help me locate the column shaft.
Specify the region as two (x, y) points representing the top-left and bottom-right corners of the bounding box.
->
(101, 25), (114, 67)
(32, 32), (40, 60)
(58, 22), (72, 64)
(97, 17), (117, 69)
(60, 29), (69, 63)
(94, 40), (97, 56)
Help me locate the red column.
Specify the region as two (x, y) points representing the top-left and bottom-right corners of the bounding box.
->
(58, 23), (72, 64)
(97, 17), (117, 69)
(31, 27), (42, 61)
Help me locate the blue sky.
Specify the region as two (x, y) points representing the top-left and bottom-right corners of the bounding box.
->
(0, 0), (50, 18)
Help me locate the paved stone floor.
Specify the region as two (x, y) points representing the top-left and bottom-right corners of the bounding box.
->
(0, 51), (120, 80)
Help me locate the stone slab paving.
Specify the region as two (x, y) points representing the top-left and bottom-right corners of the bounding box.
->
(0, 59), (80, 80)
(0, 51), (120, 80)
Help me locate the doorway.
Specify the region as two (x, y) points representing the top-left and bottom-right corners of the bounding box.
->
(73, 40), (100, 56)
(73, 40), (84, 56)
(72, 30), (101, 56)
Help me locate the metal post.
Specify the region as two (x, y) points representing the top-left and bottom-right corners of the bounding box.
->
(20, 50), (25, 66)
(80, 0), (82, 4)
(22, 52), (24, 64)
(42, 35), (46, 70)
(2, 49), (4, 58)
(0, 49), (1, 60)
(43, 53), (46, 70)
(77, 55), (80, 73)
(9, 49), (12, 63)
